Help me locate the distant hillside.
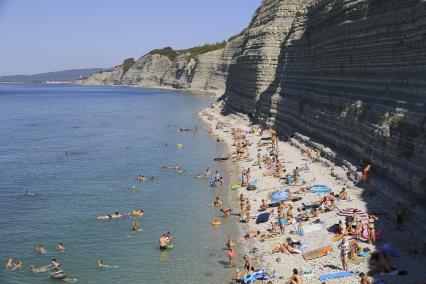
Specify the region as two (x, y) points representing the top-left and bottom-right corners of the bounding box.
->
(0, 68), (109, 83)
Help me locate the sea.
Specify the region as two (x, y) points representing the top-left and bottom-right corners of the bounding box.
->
(0, 84), (239, 284)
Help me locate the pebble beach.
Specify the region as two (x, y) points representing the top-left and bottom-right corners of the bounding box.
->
(200, 102), (425, 284)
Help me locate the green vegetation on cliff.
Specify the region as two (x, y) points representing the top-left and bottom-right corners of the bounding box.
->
(149, 41), (227, 62)
(122, 58), (135, 75)
(185, 41), (226, 59)
(149, 47), (178, 61)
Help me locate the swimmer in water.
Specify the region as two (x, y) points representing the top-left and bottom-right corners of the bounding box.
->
(57, 243), (65, 252)
(5, 258), (15, 270)
(36, 244), (47, 254)
(221, 208), (232, 218)
(14, 260), (23, 270)
(131, 220), (140, 232)
(97, 258), (106, 269)
(25, 191), (36, 196)
(212, 196), (223, 207)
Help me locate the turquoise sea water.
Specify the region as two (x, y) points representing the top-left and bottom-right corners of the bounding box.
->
(0, 84), (239, 284)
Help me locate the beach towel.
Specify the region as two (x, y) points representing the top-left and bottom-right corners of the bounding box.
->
(298, 223), (322, 235)
(271, 191), (289, 202)
(309, 184), (332, 193)
(319, 271), (353, 281)
(256, 212), (270, 224)
(302, 245), (332, 260)
(337, 208), (367, 219)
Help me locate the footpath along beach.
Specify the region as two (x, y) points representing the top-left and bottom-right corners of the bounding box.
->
(200, 102), (425, 284)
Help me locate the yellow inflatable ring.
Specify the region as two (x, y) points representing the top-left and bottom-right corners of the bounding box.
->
(211, 219), (222, 226)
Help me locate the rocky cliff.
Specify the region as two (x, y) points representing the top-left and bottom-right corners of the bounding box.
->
(223, 0), (426, 201)
(80, 39), (243, 95)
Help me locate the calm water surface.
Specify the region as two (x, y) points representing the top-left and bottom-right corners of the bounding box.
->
(0, 84), (239, 284)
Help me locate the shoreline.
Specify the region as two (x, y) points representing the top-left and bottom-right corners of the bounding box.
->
(199, 102), (425, 283)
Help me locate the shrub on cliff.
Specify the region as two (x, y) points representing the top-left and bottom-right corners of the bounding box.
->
(186, 41), (226, 59)
(149, 47), (178, 61)
(122, 58), (135, 75)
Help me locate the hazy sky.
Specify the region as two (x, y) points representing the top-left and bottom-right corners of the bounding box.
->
(0, 0), (260, 76)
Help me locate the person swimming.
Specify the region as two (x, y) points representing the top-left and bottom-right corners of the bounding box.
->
(14, 260), (23, 270)
(213, 197), (223, 207)
(159, 234), (170, 249)
(24, 191), (36, 196)
(131, 220), (141, 232)
(97, 258), (119, 269)
(57, 243), (65, 252)
(97, 212), (123, 220)
(5, 258), (15, 270)
(36, 244), (47, 254)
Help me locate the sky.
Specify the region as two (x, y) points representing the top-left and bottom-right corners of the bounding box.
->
(0, 0), (260, 76)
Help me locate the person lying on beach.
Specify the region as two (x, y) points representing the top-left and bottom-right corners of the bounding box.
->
(238, 230), (262, 241)
(339, 188), (349, 200)
(288, 268), (302, 284)
(259, 199), (269, 211)
(36, 244), (47, 254)
(213, 197), (223, 207)
(57, 243), (65, 252)
(349, 240), (362, 259)
(221, 208), (232, 218)
(271, 241), (301, 254)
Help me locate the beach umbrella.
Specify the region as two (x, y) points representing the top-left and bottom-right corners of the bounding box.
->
(271, 191), (289, 202)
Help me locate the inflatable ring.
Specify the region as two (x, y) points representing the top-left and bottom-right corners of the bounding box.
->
(211, 219), (222, 226)
(165, 243), (174, 249)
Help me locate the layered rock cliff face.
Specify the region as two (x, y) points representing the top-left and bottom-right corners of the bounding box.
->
(223, 0), (426, 198)
(80, 39), (243, 95)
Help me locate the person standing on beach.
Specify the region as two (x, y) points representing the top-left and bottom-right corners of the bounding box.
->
(205, 167), (211, 177)
(395, 202), (404, 230)
(339, 237), (350, 271)
(367, 214), (379, 244)
(239, 194), (245, 216)
(289, 268), (302, 284)
(359, 272), (372, 284)
(245, 199), (251, 223)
